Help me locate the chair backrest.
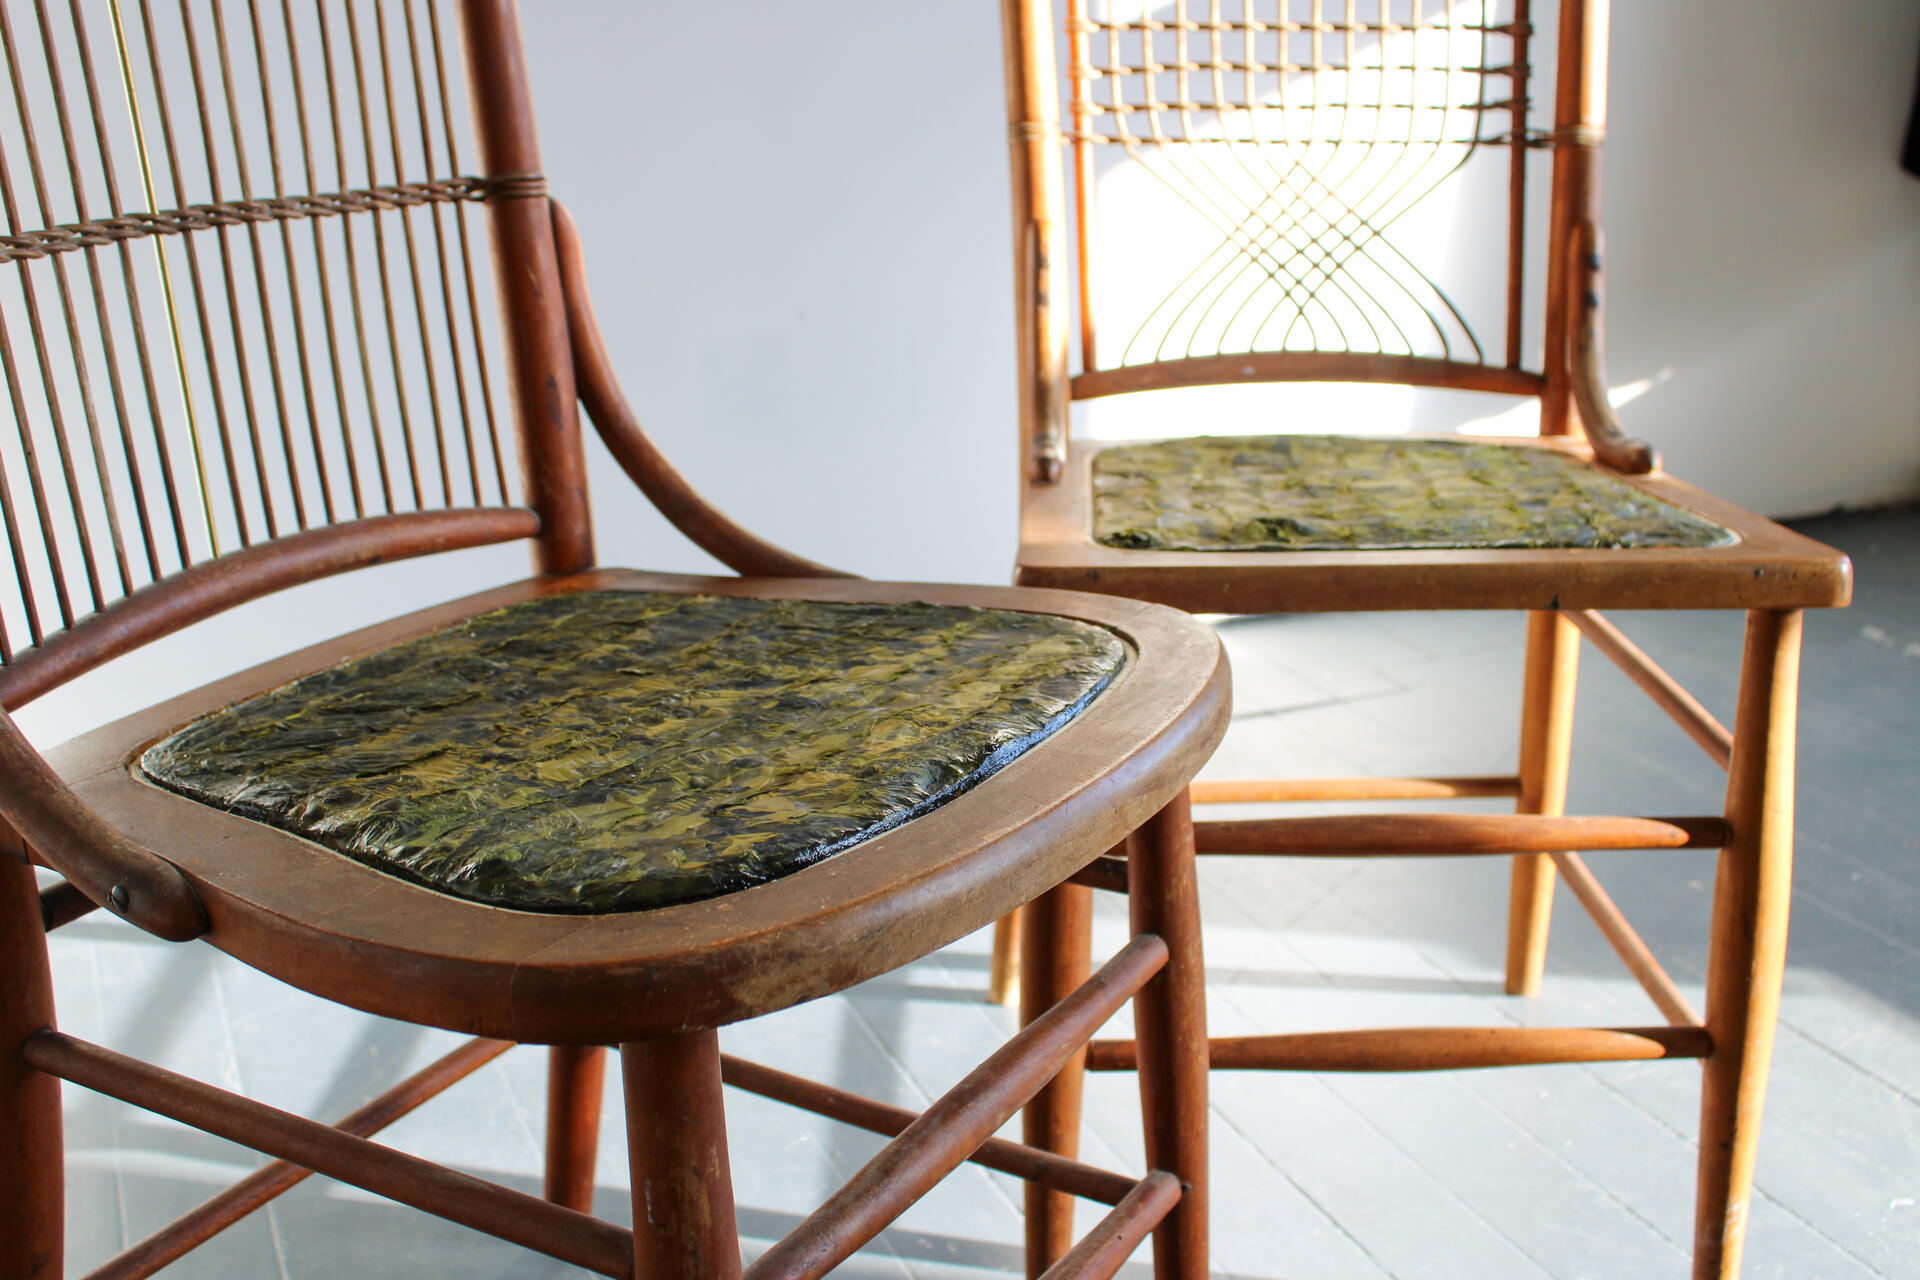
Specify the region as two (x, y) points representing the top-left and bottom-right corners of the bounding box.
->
(1002, 0), (1637, 481)
(0, 0), (586, 708)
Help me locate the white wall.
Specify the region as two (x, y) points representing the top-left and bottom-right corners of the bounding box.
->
(19, 1), (1920, 745)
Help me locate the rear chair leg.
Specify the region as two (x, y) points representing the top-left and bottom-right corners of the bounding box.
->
(2, 851), (63, 1280)
(1696, 609), (1802, 1280)
(1020, 878), (1092, 1277)
(544, 1044), (607, 1212)
(1506, 609), (1582, 995)
(988, 908), (1023, 1006)
(1128, 793), (1209, 1280)
(622, 1030), (742, 1280)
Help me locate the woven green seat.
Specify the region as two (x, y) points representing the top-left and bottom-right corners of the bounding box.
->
(141, 591), (1125, 915)
(1091, 434), (1734, 552)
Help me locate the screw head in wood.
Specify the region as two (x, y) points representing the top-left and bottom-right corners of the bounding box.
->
(109, 883), (129, 912)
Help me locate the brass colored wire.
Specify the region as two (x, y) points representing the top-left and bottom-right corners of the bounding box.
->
(109, 0), (221, 556)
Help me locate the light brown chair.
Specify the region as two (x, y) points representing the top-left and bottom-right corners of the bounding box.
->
(0, 3), (1231, 1277)
(996, 1), (1852, 1277)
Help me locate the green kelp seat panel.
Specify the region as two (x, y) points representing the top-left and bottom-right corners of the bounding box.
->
(140, 591), (1126, 915)
(1091, 435), (1736, 552)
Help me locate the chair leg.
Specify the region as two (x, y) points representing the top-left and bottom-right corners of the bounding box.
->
(1128, 793), (1209, 1280)
(622, 1030), (742, 1280)
(543, 1044), (607, 1212)
(1506, 609), (1582, 996)
(1020, 878), (1092, 1278)
(988, 908), (1023, 1007)
(1695, 609), (1802, 1280)
(2, 853), (63, 1280)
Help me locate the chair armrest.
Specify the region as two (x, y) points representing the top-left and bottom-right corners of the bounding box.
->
(0, 710), (207, 941)
(549, 200), (856, 580)
(1568, 221), (1660, 476)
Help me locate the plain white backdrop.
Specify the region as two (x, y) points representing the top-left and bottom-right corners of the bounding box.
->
(19, 0), (1920, 745)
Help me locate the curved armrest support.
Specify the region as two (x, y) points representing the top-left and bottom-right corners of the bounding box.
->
(0, 711), (207, 941)
(1568, 221), (1660, 475)
(549, 200), (856, 580)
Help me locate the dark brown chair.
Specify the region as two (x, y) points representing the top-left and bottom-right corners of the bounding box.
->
(996, 1), (1851, 1276)
(0, 3), (1230, 1277)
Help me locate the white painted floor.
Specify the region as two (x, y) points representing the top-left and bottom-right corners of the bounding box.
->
(39, 510), (1918, 1277)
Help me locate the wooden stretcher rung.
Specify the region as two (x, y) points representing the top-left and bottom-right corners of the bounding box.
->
(1194, 811), (1730, 856)
(1037, 1170), (1182, 1280)
(1567, 609), (1734, 768)
(1554, 851), (1703, 1026)
(743, 934), (1169, 1280)
(1065, 855), (1130, 893)
(38, 878), (96, 931)
(24, 1031), (628, 1276)
(1190, 775), (1523, 804)
(719, 1054), (1138, 1206)
(84, 1036), (515, 1280)
(1086, 1024), (1714, 1073)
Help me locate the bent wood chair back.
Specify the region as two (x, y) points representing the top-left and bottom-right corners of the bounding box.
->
(0, 0), (568, 702)
(0, 0), (829, 936)
(1005, 0), (1649, 483)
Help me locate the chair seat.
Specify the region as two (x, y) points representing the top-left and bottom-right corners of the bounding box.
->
(1017, 435), (1853, 614)
(1091, 434), (1734, 552)
(138, 589), (1125, 915)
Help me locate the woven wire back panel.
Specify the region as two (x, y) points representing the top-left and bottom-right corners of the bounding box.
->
(0, 0), (515, 663)
(1069, 0), (1530, 367)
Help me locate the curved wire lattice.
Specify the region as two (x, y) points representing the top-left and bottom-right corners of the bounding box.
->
(1069, 0), (1527, 367)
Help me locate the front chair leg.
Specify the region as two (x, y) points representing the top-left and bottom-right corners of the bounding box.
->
(1020, 876), (1093, 1277)
(1128, 793), (1209, 1280)
(1506, 609), (1582, 995)
(544, 1043), (607, 1212)
(1696, 609), (1802, 1280)
(622, 1030), (742, 1280)
(2, 853), (63, 1280)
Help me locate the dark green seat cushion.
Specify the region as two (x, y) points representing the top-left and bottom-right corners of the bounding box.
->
(1091, 434), (1734, 552)
(141, 591), (1125, 915)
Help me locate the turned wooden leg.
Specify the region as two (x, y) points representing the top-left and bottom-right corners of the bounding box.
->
(543, 1044), (607, 1212)
(622, 1030), (741, 1280)
(1696, 609), (1802, 1280)
(2, 851), (63, 1280)
(1128, 793), (1209, 1280)
(988, 908), (1023, 1007)
(1020, 877), (1092, 1278)
(1506, 609), (1581, 996)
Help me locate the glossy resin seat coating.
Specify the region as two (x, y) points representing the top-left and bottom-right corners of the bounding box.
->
(140, 590), (1125, 914)
(1090, 435), (1734, 554)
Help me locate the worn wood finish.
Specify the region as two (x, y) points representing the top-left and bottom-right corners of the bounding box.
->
(748, 936), (1167, 1280)
(1070, 354), (1545, 402)
(623, 1031), (741, 1280)
(1570, 608), (1734, 767)
(1506, 611), (1582, 996)
(989, 907), (1024, 1006)
(1035, 1172), (1181, 1280)
(1192, 776), (1522, 804)
(1, 853), (61, 1280)
(0, 510), (539, 711)
(718, 1055), (1140, 1207)
(999, 6), (1849, 1274)
(551, 202), (850, 581)
(26, 1031), (632, 1275)
(1089, 1025), (1713, 1073)
(544, 1045), (607, 1214)
(1017, 437), (1853, 615)
(460, 0), (591, 576)
(92, 1037), (513, 1280)
(1696, 610), (1803, 1280)
(1194, 812), (1729, 857)
(1021, 880), (1095, 1277)
(1551, 852), (1702, 1027)
(1126, 795), (1209, 1280)
(49, 571), (1227, 1045)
